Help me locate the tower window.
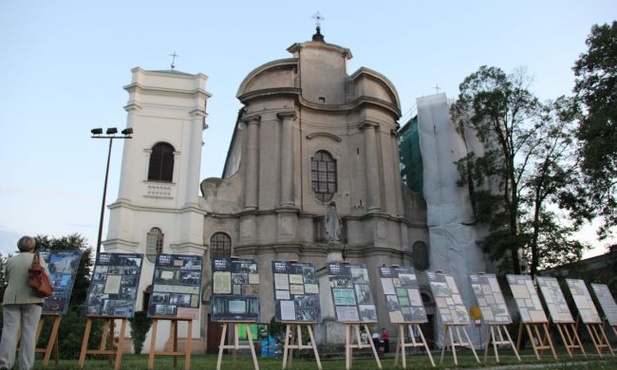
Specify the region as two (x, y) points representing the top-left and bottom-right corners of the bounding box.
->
(311, 150), (337, 202)
(210, 232), (232, 259)
(148, 142), (175, 182)
(146, 227), (164, 263)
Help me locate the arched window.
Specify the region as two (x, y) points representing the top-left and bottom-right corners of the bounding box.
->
(210, 232), (231, 259)
(412, 241), (429, 271)
(311, 150), (337, 202)
(148, 142), (175, 182)
(146, 227), (164, 263)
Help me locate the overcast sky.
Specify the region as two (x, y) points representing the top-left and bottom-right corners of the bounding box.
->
(1, 0), (615, 257)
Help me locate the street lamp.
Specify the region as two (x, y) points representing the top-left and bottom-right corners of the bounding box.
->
(91, 127), (133, 255)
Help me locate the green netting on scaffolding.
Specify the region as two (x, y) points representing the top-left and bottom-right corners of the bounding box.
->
(399, 115), (423, 194)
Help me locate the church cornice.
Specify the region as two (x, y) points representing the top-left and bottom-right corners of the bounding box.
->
(305, 132), (342, 142)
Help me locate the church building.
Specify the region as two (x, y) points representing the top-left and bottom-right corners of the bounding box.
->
(103, 27), (486, 352)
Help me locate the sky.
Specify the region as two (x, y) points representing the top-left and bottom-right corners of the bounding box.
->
(1, 0), (615, 258)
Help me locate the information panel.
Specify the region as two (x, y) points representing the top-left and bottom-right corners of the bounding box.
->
(469, 273), (511, 324)
(427, 271), (469, 325)
(591, 283), (617, 326)
(272, 261), (321, 322)
(86, 253), (143, 317)
(327, 262), (377, 323)
(506, 274), (548, 323)
(147, 254), (203, 319)
(378, 266), (427, 323)
(40, 250), (83, 315)
(211, 258), (260, 322)
(536, 276), (574, 324)
(565, 279), (602, 324)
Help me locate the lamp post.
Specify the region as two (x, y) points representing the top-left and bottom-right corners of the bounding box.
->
(91, 127), (133, 255)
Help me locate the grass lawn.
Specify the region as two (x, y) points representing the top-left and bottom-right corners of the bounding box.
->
(31, 347), (617, 370)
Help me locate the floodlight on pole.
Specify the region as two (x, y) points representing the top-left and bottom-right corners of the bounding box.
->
(91, 127), (133, 255)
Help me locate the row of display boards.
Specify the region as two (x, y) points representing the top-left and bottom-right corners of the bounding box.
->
(36, 251), (617, 370)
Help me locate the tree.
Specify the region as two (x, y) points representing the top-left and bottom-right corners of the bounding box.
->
(572, 21), (617, 239)
(451, 66), (586, 275)
(520, 97), (589, 276)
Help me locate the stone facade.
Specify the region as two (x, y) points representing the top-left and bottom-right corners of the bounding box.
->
(200, 30), (429, 346)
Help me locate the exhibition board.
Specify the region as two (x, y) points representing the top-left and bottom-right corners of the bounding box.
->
(147, 254), (203, 319)
(327, 262), (377, 322)
(40, 250), (83, 314)
(378, 265), (427, 324)
(506, 274), (548, 323)
(565, 279), (602, 324)
(469, 273), (511, 325)
(211, 257), (260, 322)
(591, 283), (617, 326)
(272, 260), (321, 322)
(427, 271), (469, 325)
(86, 253), (144, 317)
(536, 276), (574, 324)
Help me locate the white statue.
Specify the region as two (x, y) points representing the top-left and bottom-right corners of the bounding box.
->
(325, 201), (341, 244)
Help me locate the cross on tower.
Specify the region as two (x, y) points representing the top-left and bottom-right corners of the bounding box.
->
(170, 51), (179, 70)
(434, 84), (441, 93)
(312, 11), (324, 27)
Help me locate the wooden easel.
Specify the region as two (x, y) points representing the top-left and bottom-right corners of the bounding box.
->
(148, 316), (193, 370)
(393, 323), (435, 368)
(582, 321), (614, 357)
(483, 324), (520, 363)
(216, 322), (259, 370)
(516, 322), (558, 360)
(439, 324), (480, 365)
(281, 322), (322, 369)
(78, 315), (128, 370)
(343, 323), (381, 370)
(35, 313), (61, 367)
(555, 322), (586, 357)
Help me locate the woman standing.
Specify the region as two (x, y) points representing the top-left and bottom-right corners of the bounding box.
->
(0, 236), (49, 370)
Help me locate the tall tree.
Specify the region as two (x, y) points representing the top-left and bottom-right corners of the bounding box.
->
(519, 97), (588, 276)
(451, 66), (541, 274)
(572, 21), (617, 239)
(451, 66), (585, 275)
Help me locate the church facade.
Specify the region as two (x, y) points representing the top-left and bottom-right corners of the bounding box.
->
(105, 29), (433, 352)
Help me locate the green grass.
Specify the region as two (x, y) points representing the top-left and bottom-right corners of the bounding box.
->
(30, 348), (617, 370)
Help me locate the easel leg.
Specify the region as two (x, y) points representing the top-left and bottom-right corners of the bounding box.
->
(282, 324), (292, 369)
(461, 327), (480, 363)
(345, 324), (351, 370)
(245, 325), (259, 370)
(306, 325), (322, 370)
(185, 320), (192, 370)
(78, 318), (92, 368)
(394, 324), (404, 368)
(148, 319), (158, 370)
(362, 324), (381, 369)
(171, 320), (178, 368)
(416, 324), (435, 367)
(114, 319), (127, 370)
(216, 323), (228, 370)
(43, 316), (61, 367)
(439, 326), (448, 364)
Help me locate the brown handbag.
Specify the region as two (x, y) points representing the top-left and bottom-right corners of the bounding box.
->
(28, 252), (53, 298)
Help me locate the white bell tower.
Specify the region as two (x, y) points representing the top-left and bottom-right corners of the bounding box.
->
(104, 66), (211, 351)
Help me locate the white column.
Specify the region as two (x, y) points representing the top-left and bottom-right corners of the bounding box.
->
(244, 116), (260, 210)
(278, 111), (296, 208)
(361, 121), (381, 212)
(186, 110), (206, 205)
